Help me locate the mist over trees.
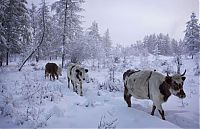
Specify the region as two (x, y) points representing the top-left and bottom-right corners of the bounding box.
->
(128, 33), (184, 56)
(0, 0), (199, 67)
(122, 11), (200, 58)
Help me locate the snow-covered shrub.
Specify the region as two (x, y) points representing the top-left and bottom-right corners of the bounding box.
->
(194, 67), (200, 76)
(0, 72), (63, 128)
(139, 54), (149, 69)
(0, 83), (15, 117)
(161, 60), (174, 74)
(114, 57), (120, 63)
(173, 56), (182, 74)
(42, 91), (63, 102)
(107, 60), (119, 83)
(98, 110), (118, 129)
(33, 64), (40, 71)
(151, 58), (162, 69)
(84, 73), (98, 84)
(193, 54), (200, 76)
(98, 79), (123, 92)
(122, 57), (128, 69)
(84, 96), (96, 107)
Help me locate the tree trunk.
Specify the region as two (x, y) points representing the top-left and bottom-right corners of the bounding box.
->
(0, 55), (3, 66)
(19, 31), (45, 71)
(36, 48), (39, 62)
(61, 0), (68, 68)
(177, 57), (180, 74)
(61, 52), (65, 68)
(18, 0), (46, 71)
(6, 49), (9, 65)
(112, 70), (115, 82)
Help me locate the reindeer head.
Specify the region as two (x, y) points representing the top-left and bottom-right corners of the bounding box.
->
(165, 70), (186, 99)
(76, 67), (88, 81)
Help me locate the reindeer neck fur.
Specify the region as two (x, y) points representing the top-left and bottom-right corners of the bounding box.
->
(159, 80), (172, 102)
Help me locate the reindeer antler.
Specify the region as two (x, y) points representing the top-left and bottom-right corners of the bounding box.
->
(166, 71), (170, 76)
(181, 69), (186, 76)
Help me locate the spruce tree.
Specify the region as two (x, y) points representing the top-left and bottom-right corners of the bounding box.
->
(0, 0), (8, 66)
(87, 22), (102, 57)
(28, 3), (39, 61)
(36, 0), (52, 60)
(102, 29), (112, 58)
(3, 0), (29, 65)
(52, 0), (84, 67)
(184, 12), (200, 58)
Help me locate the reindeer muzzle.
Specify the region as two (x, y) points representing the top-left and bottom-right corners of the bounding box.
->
(177, 89), (186, 99)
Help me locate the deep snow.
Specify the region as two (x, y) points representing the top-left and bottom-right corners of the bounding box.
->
(0, 55), (199, 128)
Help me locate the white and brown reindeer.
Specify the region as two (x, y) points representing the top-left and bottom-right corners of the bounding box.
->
(123, 69), (186, 120)
(67, 63), (88, 96)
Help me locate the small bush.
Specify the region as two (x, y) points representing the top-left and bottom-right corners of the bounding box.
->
(98, 79), (122, 92)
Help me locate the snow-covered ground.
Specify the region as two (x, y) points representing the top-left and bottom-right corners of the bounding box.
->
(0, 55), (199, 128)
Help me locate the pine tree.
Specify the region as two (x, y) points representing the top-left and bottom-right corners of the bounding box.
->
(171, 39), (179, 55)
(52, 0), (84, 67)
(47, 16), (62, 60)
(86, 21), (103, 69)
(143, 35), (149, 52)
(3, 0), (29, 65)
(35, 0), (53, 61)
(148, 34), (157, 54)
(0, 23), (6, 66)
(29, 3), (37, 38)
(0, 0), (8, 66)
(18, 0), (46, 71)
(184, 12), (200, 58)
(102, 29), (112, 58)
(153, 44), (161, 57)
(28, 3), (38, 61)
(157, 33), (171, 56)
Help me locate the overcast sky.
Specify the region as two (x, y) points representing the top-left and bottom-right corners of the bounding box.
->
(28, 0), (199, 46)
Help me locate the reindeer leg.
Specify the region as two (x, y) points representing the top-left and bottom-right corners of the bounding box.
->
(151, 104), (156, 116)
(80, 82), (83, 96)
(55, 72), (58, 80)
(124, 86), (131, 107)
(50, 74), (52, 80)
(127, 94), (132, 107)
(68, 77), (70, 88)
(124, 85), (128, 103)
(71, 81), (75, 92)
(158, 110), (165, 120)
(52, 73), (55, 80)
(75, 84), (78, 94)
(156, 104), (165, 120)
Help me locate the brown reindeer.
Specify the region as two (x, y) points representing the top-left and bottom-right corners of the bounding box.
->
(45, 63), (62, 80)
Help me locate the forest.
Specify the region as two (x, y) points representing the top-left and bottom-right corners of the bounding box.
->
(0, 0), (199, 128)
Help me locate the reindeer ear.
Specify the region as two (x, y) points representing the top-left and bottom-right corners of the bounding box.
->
(165, 76), (172, 84)
(76, 69), (80, 73)
(85, 69), (88, 73)
(182, 77), (186, 81)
